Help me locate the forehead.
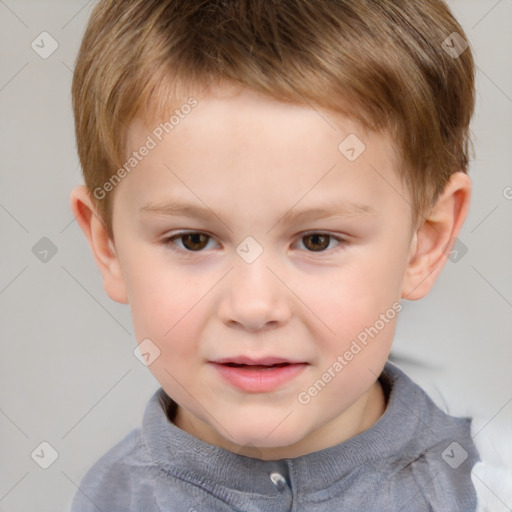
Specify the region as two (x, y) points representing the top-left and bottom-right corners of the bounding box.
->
(119, 85), (406, 220)
(135, 82), (397, 157)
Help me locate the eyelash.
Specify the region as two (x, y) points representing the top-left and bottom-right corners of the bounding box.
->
(161, 231), (347, 257)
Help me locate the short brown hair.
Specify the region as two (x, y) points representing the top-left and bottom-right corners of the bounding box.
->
(72, 0), (475, 238)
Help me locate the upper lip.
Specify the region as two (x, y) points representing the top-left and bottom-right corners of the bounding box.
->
(212, 356), (307, 366)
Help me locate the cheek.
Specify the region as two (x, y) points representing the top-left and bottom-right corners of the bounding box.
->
(303, 247), (405, 355)
(128, 273), (208, 391)
(316, 258), (401, 317)
(122, 253), (206, 355)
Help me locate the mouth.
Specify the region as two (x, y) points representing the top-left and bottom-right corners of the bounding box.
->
(213, 356), (307, 366)
(221, 362), (293, 370)
(209, 356), (309, 392)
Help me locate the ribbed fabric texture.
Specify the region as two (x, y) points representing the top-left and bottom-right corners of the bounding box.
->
(70, 362), (479, 512)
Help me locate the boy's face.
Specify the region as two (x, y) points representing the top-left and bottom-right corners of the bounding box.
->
(105, 84), (418, 459)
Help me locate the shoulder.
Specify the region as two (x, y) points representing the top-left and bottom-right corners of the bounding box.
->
(70, 427), (160, 512)
(69, 387), (201, 512)
(380, 363), (480, 511)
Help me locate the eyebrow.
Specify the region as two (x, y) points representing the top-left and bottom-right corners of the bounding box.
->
(139, 200), (377, 225)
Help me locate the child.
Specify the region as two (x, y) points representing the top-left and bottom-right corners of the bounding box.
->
(69, 0), (480, 510)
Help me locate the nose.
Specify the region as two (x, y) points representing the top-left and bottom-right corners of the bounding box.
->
(217, 254), (292, 332)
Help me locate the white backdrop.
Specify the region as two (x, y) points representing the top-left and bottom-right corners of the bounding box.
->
(0, 1), (511, 510)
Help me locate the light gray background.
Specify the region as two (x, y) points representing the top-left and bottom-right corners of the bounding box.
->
(0, 1), (511, 511)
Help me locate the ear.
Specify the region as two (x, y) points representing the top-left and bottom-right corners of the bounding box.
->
(401, 172), (471, 300)
(69, 185), (128, 304)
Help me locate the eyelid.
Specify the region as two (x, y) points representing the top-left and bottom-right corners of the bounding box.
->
(300, 230), (346, 240)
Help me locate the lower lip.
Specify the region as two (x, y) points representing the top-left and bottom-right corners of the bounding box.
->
(210, 362), (308, 393)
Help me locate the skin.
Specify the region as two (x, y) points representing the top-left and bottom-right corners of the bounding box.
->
(70, 82), (471, 461)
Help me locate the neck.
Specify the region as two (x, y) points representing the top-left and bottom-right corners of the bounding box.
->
(172, 378), (388, 461)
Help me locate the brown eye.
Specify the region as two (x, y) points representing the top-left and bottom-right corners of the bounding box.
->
(180, 233), (210, 251)
(302, 234), (331, 251)
(163, 231), (217, 255)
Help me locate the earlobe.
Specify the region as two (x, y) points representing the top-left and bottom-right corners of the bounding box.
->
(69, 186), (129, 304)
(401, 172), (471, 301)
